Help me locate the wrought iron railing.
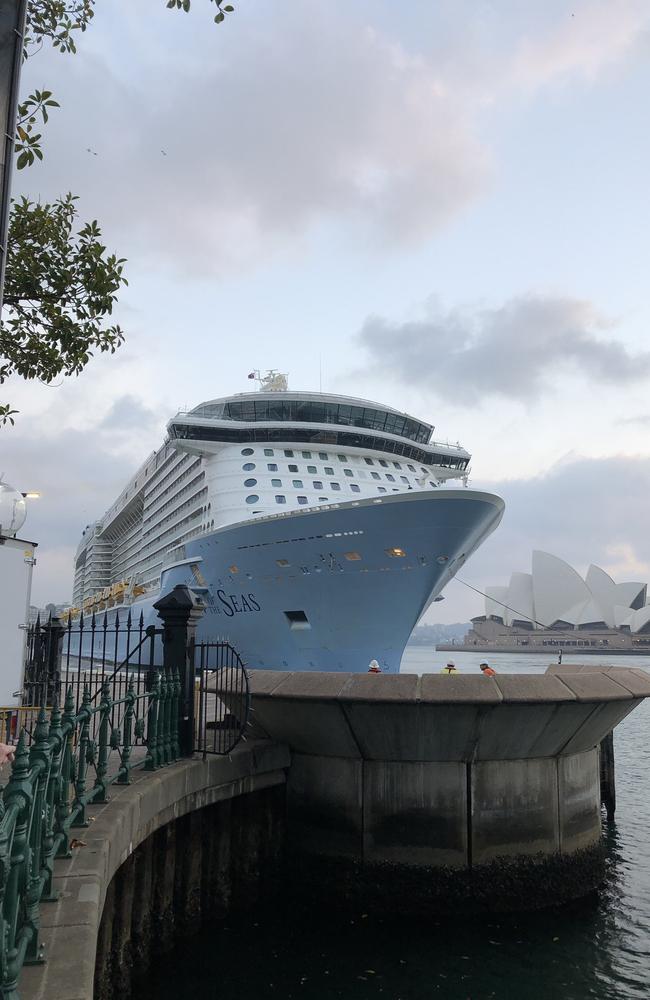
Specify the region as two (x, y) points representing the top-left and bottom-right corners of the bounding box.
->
(0, 670), (178, 999)
(4, 585), (251, 998)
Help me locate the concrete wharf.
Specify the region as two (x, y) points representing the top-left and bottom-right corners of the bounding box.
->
(15, 657), (650, 1000)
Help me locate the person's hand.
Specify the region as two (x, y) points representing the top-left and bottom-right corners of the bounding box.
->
(0, 744), (15, 765)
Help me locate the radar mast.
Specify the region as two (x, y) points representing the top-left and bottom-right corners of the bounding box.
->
(247, 369), (289, 392)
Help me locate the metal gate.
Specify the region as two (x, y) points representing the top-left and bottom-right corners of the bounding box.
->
(194, 640), (250, 755)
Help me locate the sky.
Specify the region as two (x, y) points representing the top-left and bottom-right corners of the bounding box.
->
(3, 0), (650, 622)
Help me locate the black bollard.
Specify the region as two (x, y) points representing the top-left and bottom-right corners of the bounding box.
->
(600, 731), (616, 821)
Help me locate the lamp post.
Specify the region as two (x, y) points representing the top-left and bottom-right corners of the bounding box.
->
(0, 0), (28, 313)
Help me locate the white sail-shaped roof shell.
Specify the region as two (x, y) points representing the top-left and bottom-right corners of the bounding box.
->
(585, 565), (617, 627)
(614, 605), (635, 628)
(532, 551), (592, 629)
(505, 572), (534, 626)
(630, 605), (650, 634)
(485, 586), (509, 621)
(616, 582), (647, 609)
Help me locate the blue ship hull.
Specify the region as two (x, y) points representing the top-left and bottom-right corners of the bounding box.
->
(116, 489), (503, 673)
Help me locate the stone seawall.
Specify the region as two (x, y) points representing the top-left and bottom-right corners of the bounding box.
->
(20, 741), (289, 1000)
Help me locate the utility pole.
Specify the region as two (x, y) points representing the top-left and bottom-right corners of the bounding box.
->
(0, 0), (27, 313)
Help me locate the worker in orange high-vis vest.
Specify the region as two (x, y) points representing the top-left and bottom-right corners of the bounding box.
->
(479, 661), (496, 677)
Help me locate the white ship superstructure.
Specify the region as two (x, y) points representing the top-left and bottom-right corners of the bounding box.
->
(72, 379), (504, 672)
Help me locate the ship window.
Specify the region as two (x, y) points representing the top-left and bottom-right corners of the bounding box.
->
(379, 460), (388, 468)
(313, 480), (323, 489)
(245, 494), (259, 504)
(377, 487), (387, 493)
(421, 467), (428, 474)
(344, 551), (362, 561)
(325, 467), (334, 475)
(318, 497), (328, 502)
(331, 483), (341, 491)
(318, 452), (328, 460)
(386, 474), (395, 482)
(275, 495), (286, 504)
(267, 463), (278, 472)
(241, 448), (254, 456)
(429, 481), (437, 487)
(293, 480), (303, 488)
(264, 448), (274, 456)
(400, 476), (409, 484)
(408, 464), (416, 472)
(337, 454), (347, 462)
(297, 496), (308, 505)
(350, 484), (361, 492)
(288, 464), (298, 473)
(284, 450), (294, 457)
(301, 451), (312, 459)
(394, 462), (401, 469)
(365, 458), (374, 466)
(271, 479), (282, 487)
(371, 472), (380, 480)
(242, 463), (256, 471)
(304, 465), (314, 474)
(343, 469), (353, 477)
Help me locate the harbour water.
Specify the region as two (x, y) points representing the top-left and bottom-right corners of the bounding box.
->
(141, 650), (650, 1000)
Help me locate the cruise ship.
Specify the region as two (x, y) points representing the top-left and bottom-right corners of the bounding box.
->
(72, 374), (504, 672)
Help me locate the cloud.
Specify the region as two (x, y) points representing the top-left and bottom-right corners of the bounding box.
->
(510, 0), (649, 90)
(17, 6), (490, 273)
(0, 392), (168, 605)
(14, 1), (650, 275)
(434, 451), (650, 621)
(617, 414), (650, 427)
(357, 294), (650, 403)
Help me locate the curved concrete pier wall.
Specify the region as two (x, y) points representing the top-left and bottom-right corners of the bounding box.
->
(248, 667), (650, 909)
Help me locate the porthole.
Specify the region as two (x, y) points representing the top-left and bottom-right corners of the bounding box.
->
(244, 478), (257, 487)
(264, 448), (274, 456)
(271, 479), (282, 487)
(293, 479), (303, 488)
(242, 463), (256, 471)
(241, 448), (254, 456)
(297, 496), (308, 505)
(275, 495), (286, 504)
(343, 469), (353, 477)
(245, 494), (259, 504)
(313, 480), (323, 489)
(318, 452), (328, 460)
(350, 484), (361, 492)
(302, 451), (312, 459)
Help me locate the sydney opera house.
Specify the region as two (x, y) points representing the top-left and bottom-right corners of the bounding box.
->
(465, 551), (650, 651)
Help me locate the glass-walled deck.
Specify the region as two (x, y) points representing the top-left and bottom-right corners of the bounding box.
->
(189, 398), (432, 446)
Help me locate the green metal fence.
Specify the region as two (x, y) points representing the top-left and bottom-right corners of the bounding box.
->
(0, 668), (180, 1000)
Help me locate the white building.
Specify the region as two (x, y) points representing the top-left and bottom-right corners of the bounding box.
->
(482, 550), (649, 634)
